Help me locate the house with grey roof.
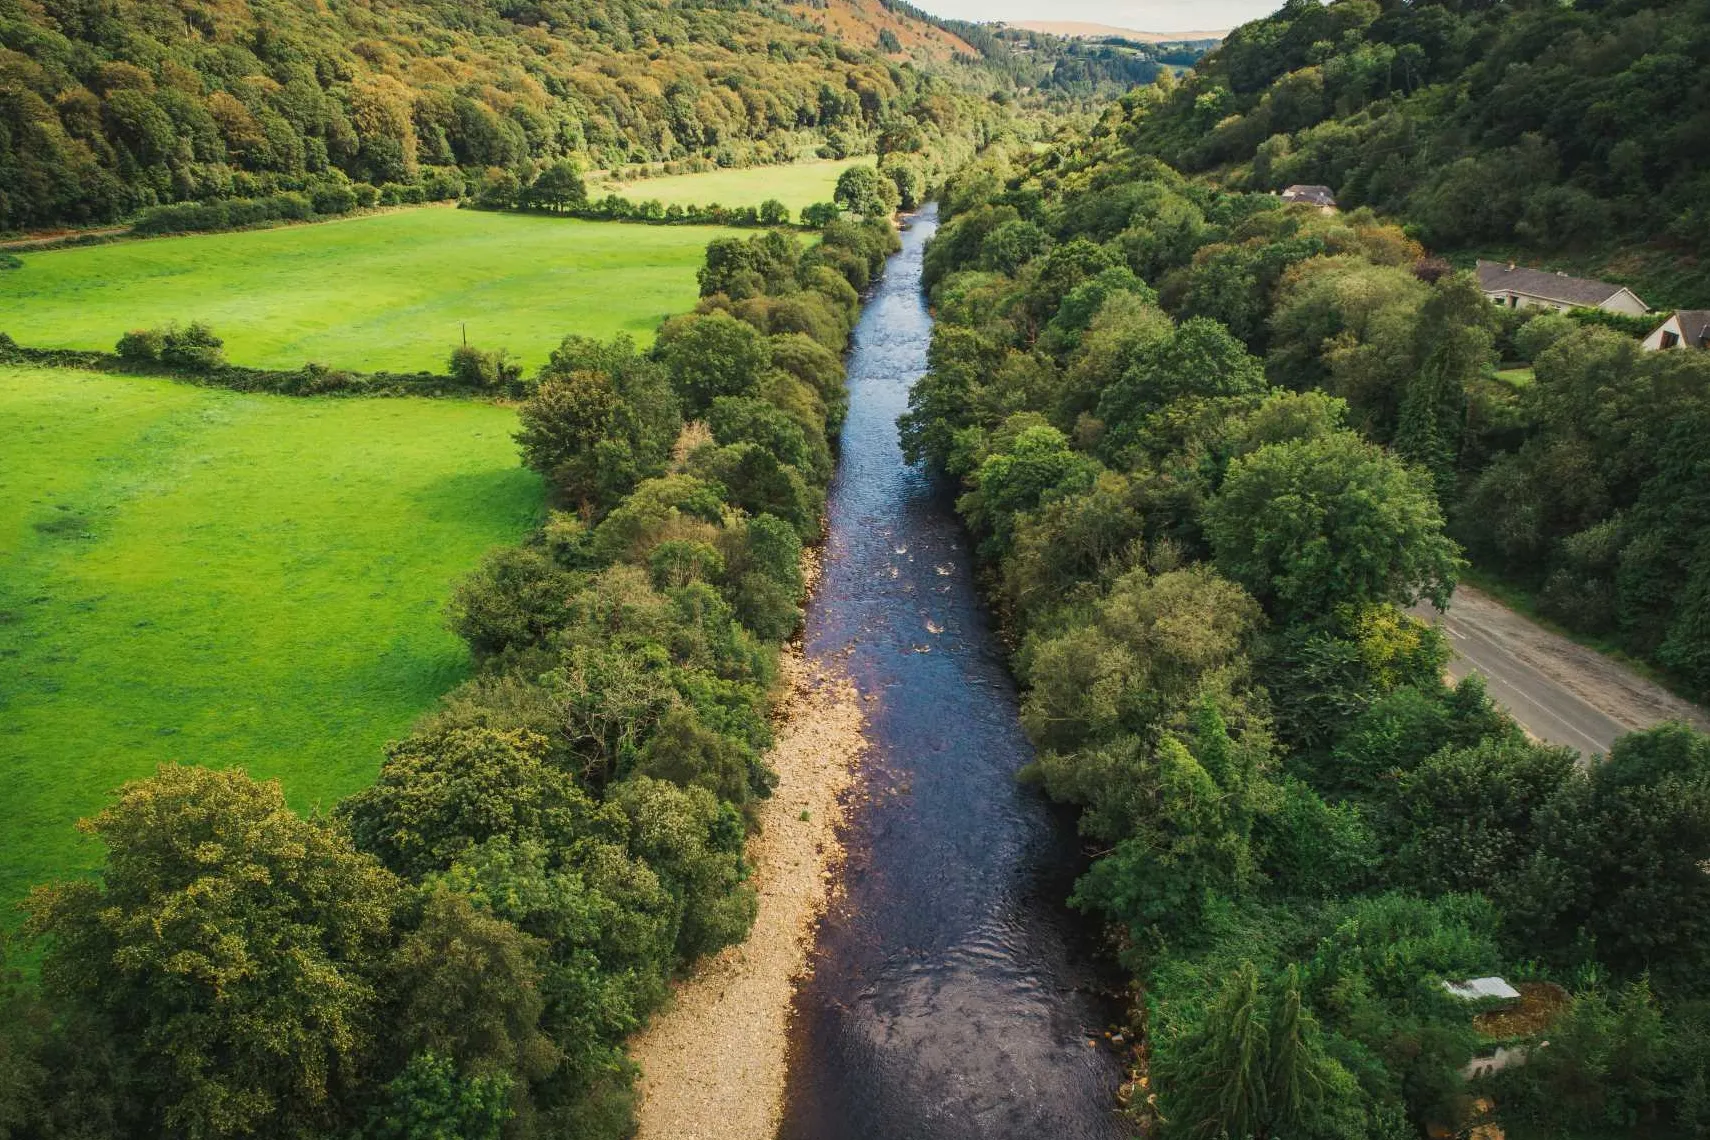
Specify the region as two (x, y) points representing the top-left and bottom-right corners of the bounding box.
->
(1281, 184), (1336, 210)
(1477, 260), (1649, 316)
(1643, 310), (1710, 351)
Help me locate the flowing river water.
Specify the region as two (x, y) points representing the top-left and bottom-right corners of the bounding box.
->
(778, 205), (1132, 1138)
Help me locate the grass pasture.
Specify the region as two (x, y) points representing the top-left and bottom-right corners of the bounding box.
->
(0, 365), (542, 912)
(1, 208), (742, 372)
(592, 158), (859, 214)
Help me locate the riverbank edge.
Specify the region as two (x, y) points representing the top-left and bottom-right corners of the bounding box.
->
(626, 549), (868, 1140)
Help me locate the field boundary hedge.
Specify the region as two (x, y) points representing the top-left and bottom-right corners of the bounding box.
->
(0, 335), (477, 399)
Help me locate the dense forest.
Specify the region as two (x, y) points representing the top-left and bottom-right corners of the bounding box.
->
(1121, 0), (1710, 266)
(0, 0), (1197, 233)
(0, 199), (900, 1137)
(903, 92), (1710, 1136)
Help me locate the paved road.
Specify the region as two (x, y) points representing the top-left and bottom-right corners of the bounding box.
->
(1411, 586), (1710, 758)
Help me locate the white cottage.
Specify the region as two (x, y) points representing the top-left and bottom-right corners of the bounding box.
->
(1477, 260), (1649, 316)
(1642, 310), (1710, 351)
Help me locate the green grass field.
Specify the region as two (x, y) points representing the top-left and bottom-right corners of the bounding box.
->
(1, 208), (742, 372)
(0, 365), (542, 913)
(591, 158), (859, 213)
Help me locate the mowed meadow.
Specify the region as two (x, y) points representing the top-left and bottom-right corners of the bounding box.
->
(2, 207), (745, 372)
(0, 365), (542, 912)
(589, 157), (859, 212)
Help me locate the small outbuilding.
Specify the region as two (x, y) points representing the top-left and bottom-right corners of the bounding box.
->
(1281, 184), (1337, 209)
(1477, 260), (1649, 316)
(1443, 976), (1522, 1004)
(1643, 310), (1710, 351)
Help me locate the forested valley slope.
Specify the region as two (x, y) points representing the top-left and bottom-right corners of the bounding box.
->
(1125, 0), (1710, 288)
(0, 0), (1194, 233)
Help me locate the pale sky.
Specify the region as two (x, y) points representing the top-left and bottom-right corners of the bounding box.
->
(910, 0), (1285, 35)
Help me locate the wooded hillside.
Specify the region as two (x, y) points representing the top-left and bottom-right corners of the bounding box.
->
(0, 0), (993, 231)
(1123, 0), (1710, 259)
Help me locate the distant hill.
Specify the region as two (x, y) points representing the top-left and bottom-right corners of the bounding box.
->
(1008, 20), (1226, 44)
(792, 0), (979, 58)
(0, 0), (996, 232)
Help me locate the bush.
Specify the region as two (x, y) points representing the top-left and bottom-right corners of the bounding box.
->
(351, 183), (379, 208)
(159, 322), (224, 370)
(0, 252), (22, 270)
(311, 185), (357, 215)
(1566, 306), (1655, 339)
(800, 202), (840, 228)
(115, 328), (164, 363)
(1513, 311), (1577, 361)
(421, 169), (466, 201)
(448, 344), (521, 389)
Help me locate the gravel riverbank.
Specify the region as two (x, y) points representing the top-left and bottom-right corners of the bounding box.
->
(627, 647), (866, 1140)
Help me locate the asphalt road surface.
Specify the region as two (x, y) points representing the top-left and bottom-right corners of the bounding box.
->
(1411, 586), (1710, 759)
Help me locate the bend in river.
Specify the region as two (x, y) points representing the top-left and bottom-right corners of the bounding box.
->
(779, 204), (1131, 1140)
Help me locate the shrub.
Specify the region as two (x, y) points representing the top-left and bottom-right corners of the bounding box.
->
(800, 201), (840, 228)
(159, 322), (224, 370)
(448, 344), (521, 389)
(311, 185), (357, 215)
(115, 328), (164, 363)
(1513, 311), (1577, 361)
(1566, 306), (1655, 339)
(0, 252), (22, 270)
(351, 183), (379, 208)
(273, 192), (313, 221)
(421, 169), (466, 201)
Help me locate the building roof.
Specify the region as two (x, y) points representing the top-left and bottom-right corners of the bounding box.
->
(1476, 260), (1637, 309)
(1281, 184), (1336, 207)
(1444, 977), (1522, 1003)
(1676, 310), (1710, 346)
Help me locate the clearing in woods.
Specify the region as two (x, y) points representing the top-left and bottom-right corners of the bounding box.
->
(0, 208), (744, 372)
(0, 365), (542, 913)
(591, 158), (861, 213)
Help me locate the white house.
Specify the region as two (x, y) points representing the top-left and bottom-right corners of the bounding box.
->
(1642, 310), (1710, 351)
(1281, 184), (1336, 210)
(1477, 260), (1649, 316)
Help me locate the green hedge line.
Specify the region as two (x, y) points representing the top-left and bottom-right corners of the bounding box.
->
(129, 173), (466, 237)
(0, 333), (476, 398)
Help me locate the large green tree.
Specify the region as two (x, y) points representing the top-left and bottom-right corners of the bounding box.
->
(832, 164), (900, 219)
(1206, 429), (1462, 622)
(24, 764), (401, 1140)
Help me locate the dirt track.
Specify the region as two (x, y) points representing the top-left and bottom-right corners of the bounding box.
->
(1413, 585), (1709, 757)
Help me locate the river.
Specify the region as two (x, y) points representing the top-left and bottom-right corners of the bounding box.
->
(778, 205), (1132, 1139)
